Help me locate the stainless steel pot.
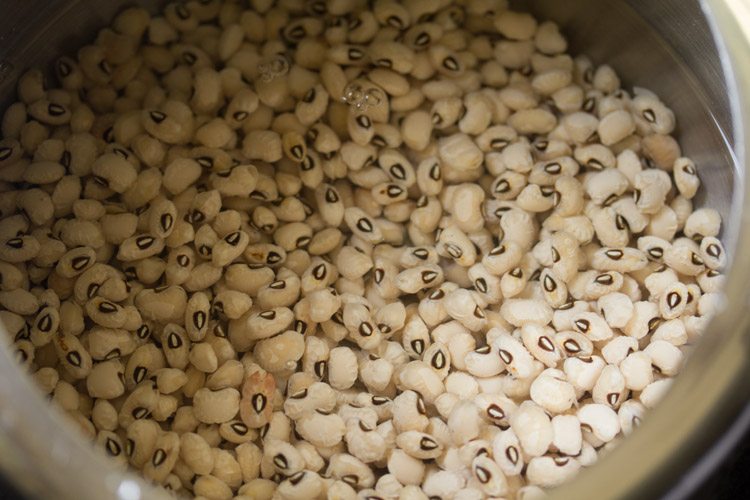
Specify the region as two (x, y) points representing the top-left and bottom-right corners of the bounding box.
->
(0, 1), (748, 499)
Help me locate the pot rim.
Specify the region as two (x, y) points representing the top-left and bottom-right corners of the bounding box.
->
(0, 2), (748, 500)
(553, 0), (750, 498)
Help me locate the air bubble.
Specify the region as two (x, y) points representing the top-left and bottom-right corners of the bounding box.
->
(258, 55), (290, 83)
(364, 88), (384, 106)
(342, 83), (384, 111)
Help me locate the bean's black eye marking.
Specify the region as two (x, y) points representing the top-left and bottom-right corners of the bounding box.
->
(149, 111), (166, 123)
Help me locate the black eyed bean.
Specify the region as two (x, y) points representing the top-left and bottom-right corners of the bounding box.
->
(185, 291), (211, 341)
(143, 431), (181, 484)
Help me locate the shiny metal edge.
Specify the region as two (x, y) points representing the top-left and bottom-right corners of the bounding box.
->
(0, 3), (170, 497)
(553, 0), (750, 499)
(0, 335), (170, 500)
(0, 1), (746, 499)
(661, 0), (750, 497)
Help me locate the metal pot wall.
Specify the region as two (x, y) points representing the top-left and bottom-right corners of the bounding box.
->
(0, 1), (748, 499)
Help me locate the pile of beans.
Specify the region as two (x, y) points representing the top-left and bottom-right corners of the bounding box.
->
(0, 0), (727, 498)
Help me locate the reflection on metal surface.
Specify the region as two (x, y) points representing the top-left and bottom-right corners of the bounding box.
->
(726, 0), (750, 40)
(0, 60), (12, 83)
(116, 479), (141, 500)
(0, 1), (747, 499)
(554, 0), (750, 498)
